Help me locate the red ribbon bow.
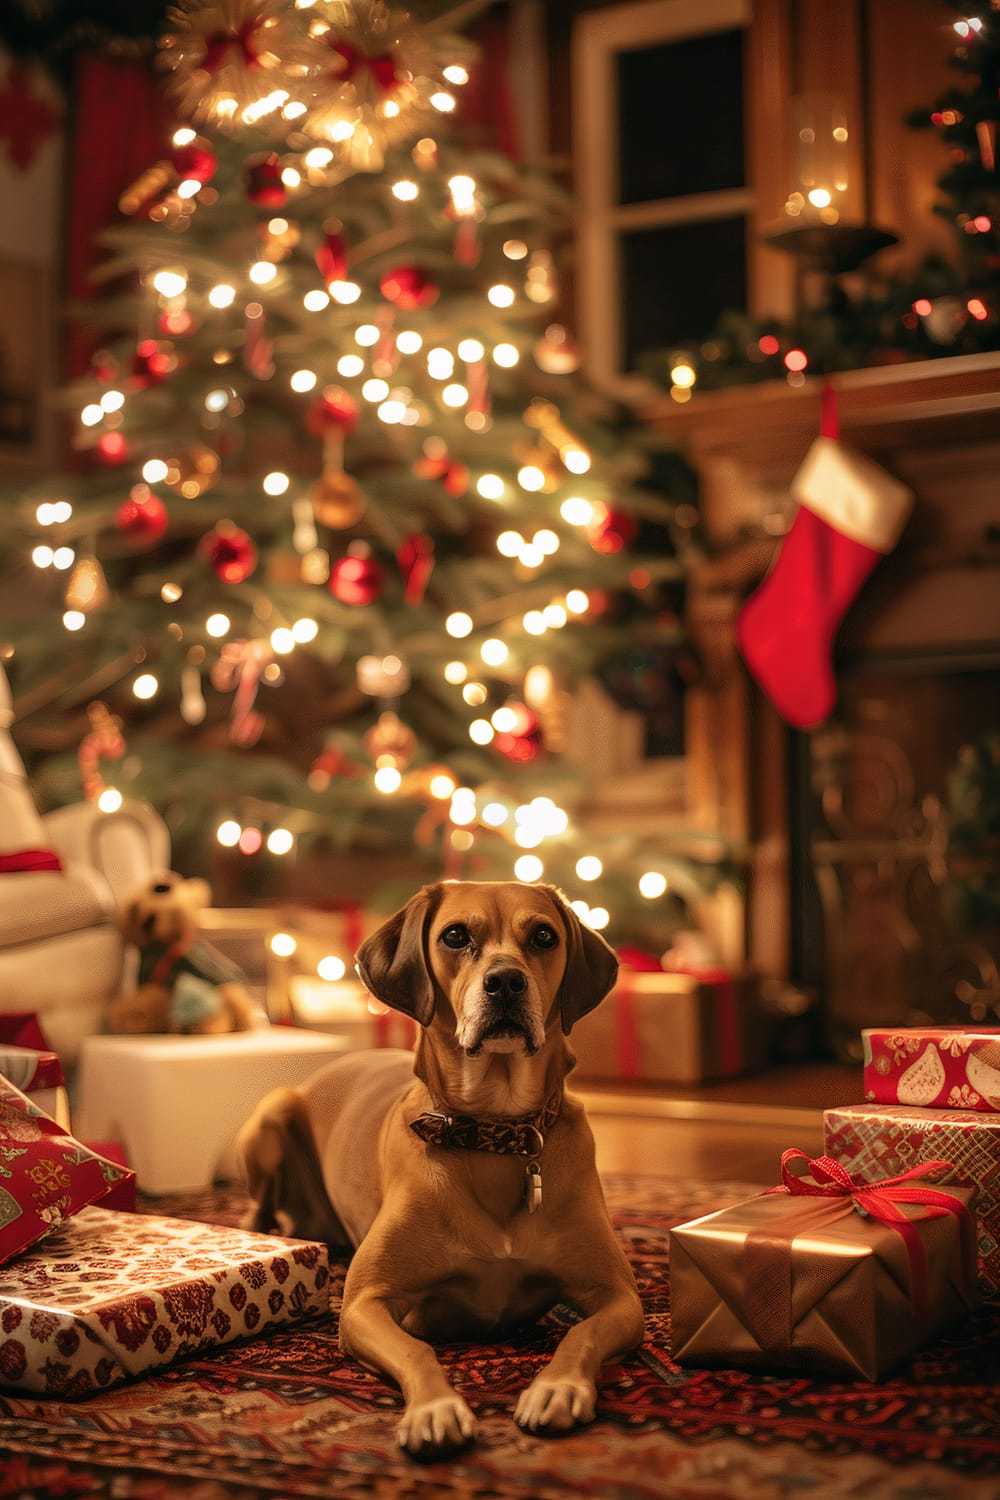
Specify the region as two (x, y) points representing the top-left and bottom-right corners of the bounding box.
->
(764, 1148), (974, 1324)
(330, 41), (398, 93)
(201, 19), (263, 75)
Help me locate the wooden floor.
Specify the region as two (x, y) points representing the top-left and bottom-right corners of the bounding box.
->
(578, 1062), (862, 1184)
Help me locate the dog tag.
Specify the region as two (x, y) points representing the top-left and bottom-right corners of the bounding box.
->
(524, 1161), (542, 1214)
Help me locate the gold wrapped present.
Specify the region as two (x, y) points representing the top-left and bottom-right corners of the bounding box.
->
(670, 1150), (977, 1381)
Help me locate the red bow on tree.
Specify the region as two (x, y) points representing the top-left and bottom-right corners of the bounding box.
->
(201, 19), (263, 74)
(330, 41), (398, 93)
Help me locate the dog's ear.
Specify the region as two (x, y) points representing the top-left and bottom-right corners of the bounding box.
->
(355, 885), (441, 1026)
(546, 886), (619, 1033)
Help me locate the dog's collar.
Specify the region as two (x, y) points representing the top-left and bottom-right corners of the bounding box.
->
(409, 1088), (562, 1158)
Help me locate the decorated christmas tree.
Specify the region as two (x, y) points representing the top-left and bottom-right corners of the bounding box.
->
(0, 0), (717, 943)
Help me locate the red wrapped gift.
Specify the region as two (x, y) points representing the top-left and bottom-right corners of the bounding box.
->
(0, 1015), (50, 1051)
(824, 1102), (1000, 1298)
(863, 1026), (1000, 1113)
(670, 1149), (978, 1380)
(0, 1043), (68, 1129)
(0, 1206), (330, 1396)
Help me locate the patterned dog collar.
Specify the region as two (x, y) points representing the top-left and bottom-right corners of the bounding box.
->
(408, 1089), (562, 1157)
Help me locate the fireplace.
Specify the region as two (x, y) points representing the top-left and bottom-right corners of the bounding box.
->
(645, 352), (1000, 1058)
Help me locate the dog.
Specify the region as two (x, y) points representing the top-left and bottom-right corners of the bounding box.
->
(107, 871), (256, 1035)
(238, 880), (644, 1457)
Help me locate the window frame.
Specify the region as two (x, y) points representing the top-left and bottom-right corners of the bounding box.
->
(572, 0), (753, 394)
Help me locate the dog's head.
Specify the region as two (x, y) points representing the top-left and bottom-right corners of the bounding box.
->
(118, 870), (212, 949)
(356, 881), (618, 1057)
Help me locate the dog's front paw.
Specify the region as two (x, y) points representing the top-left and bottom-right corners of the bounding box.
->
(397, 1394), (476, 1457)
(514, 1375), (596, 1433)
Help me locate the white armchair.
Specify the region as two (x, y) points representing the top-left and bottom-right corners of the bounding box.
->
(0, 665), (170, 1067)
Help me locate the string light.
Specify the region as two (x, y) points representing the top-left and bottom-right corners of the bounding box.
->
(397, 330), (422, 354)
(576, 856), (603, 880)
(392, 180), (419, 201)
(488, 284), (515, 308)
(209, 284), (236, 308)
(205, 613), (230, 637)
(263, 471), (290, 496)
(446, 611), (473, 638)
(291, 369), (317, 392)
(481, 802), (508, 827)
(355, 324), (380, 346)
(132, 674), (158, 700)
(444, 660), (467, 684)
(492, 343), (519, 367)
(270, 628), (295, 654)
(318, 955), (347, 981)
(97, 788), (123, 813)
(81, 404), (103, 427)
(481, 638), (508, 666)
(270, 932), (297, 957)
(267, 828), (294, 855)
(216, 820), (241, 847)
(477, 474), (505, 500)
(469, 719), (493, 745)
(337, 354), (365, 377)
(514, 855), (543, 882)
(303, 290), (330, 311)
(375, 766), (402, 793)
(152, 270), (186, 298)
(639, 871), (668, 898)
(249, 261), (278, 286)
(63, 610), (85, 631)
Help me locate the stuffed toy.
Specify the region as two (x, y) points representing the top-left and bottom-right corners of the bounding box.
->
(107, 871), (256, 1035)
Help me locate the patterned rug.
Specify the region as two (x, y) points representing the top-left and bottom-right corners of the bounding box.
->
(1, 1173), (999, 1500)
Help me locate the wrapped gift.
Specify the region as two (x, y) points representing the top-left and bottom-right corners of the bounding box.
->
(265, 903), (381, 1024)
(0, 1043), (68, 1127)
(571, 968), (766, 1084)
(823, 1102), (1000, 1298)
(863, 1026), (1000, 1112)
(288, 974), (416, 1049)
(0, 1205), (330, 1397)
(670, 1150), (978, 1381)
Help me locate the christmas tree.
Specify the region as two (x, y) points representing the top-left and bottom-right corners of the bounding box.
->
(0, 0), (718, 944)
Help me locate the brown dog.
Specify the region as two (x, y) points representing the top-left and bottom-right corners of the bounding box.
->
(238, 880), (644, 1457)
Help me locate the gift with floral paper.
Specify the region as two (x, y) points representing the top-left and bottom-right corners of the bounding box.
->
(670, 1150), (978, 1381)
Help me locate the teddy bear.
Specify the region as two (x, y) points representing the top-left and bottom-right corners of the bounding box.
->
(106, 871), (257, 1036)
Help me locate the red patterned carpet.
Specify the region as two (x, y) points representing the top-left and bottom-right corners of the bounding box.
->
(1, 1173), (999, 1500)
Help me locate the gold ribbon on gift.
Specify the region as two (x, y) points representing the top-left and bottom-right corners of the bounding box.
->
(742, 1149), (976, 1361)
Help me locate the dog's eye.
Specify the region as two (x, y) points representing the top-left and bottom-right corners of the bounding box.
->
(439, 924), (471, 950)
(530, 924), (559, 950)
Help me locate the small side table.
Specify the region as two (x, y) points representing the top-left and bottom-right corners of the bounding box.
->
(77, 1028), (348, 1194)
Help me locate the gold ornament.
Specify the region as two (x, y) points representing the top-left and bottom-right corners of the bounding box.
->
(163, 444), (221, 499)
(308, 470), (366, 529)
(364, 709), (416, 768)
(290, 1), (475, 173)
(158, 0), (307, 128)
(64, 555), (109, 614)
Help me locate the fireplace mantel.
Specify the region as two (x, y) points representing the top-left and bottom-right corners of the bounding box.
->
(637, 352), (1000, 985)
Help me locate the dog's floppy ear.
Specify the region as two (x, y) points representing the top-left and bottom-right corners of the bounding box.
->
(355, 884), (441, 1026)
(546, 886), (619, 1033)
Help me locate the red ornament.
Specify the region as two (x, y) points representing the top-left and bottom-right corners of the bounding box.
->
(413, 449), (468, 496)
(201, 523), (258, 584)
(306, 386), (358, 438)
(159, 308), (195, 336)
(115, 489), (168, 541)
(96, 432), (129, 466)
(586, 506), (638, 555)
(130, 339), (173, 388)
(245, 153), (286, 207)
(316, 230), (348, 285)
(494, 705), (543, 763)
(172, 141), (217, 184)
(329, 552), (383, 605)
(380, 265), (438, 310)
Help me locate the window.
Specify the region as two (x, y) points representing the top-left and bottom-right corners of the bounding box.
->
(573, 0), (751, 389)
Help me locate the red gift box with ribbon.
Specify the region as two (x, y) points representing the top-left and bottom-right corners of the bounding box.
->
(670, 1150), (978, 1381)
(571, 966), (767, 1084)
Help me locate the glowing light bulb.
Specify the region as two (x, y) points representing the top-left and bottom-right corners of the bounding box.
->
(97, 787), (123, 813)
(81, 404), (103, 427)
(337, 354), (365, 377)
(492, 706), (518, 732)
(270, 627), (295, 654)
(267, 828), (294, 855)
(588, 907), (610, 930)
(152, 270), (186, 298)
(446, 611), (473, 638)
(469, 719), (494, 745)
(216, 819), (241, 847)
(329, 280), (361, 304)
(396, 329), (422, 354)
(291, 369), (317, 392)
(514, 855), (544, 883)
(355, 324), (380, 347)
(33, 545), (53, 568)
(563, 447), (591, 475)
(566, 589), (589, 614)
(443, 65), (469, 85)
(392, 179), (419, 201)
(362, 378), (390, 402)
(576, 856), (602, 881)
(442, 383), (468, 407)
(482, 802), (508, 827)
(533, 529), (559, 554)
(304, 147), (334, 169)
(481, 638), (508, 666)
(53, 547), (74, 570)
(303, 289), (330, 311)
(142, 459), (168, 484)
(426, 347), (454, 379)
(463, 682), (487, 706)
(517, 465), (545, 492)
(318, 955), (346, 980)
(133, 673), (158, 700)
(429, 773), (456, 799)
(292, 617), (318, 642)
(249, 261), (277, 285)
(523, 611), (546, 635)
(62, 610), (85, 631)
(519, 543), (544, 569)
(263, 471), (290, 496)
(561, 497), (594, 526)
(671, 363), (696, 389)
(639, 871), (668, 898)
(375, 766), (402, 793)
(378, 399), (407, 424)
(444, 660), (467, 684)
(458, 338), (484, 362)
(497, 530), (524, 557)
(209, 283), (236, 308)
(492, 343), (519, 367)
(430, 90), (456, 112)
(488, 284), (515, 308)
(477, 474), (505, 500)
(270, 932), (297, 957)
(100, 390), (125, 413)
(206, 613), (230, 637)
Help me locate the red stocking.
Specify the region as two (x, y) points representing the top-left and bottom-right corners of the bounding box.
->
(736, 390), (913, 729)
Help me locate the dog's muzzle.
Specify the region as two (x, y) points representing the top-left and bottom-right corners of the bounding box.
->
(465, 965), (540, 1056)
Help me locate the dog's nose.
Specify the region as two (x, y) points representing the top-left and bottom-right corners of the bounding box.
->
(483, 967), (528, 1004)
